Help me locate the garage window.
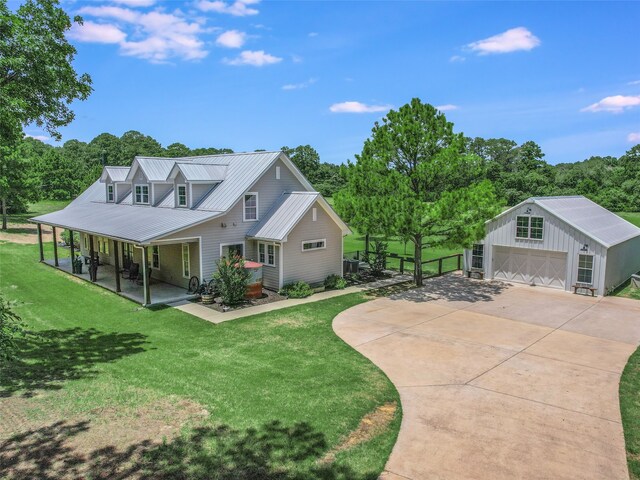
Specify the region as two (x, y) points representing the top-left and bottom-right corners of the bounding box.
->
(577, 254), (594, 284)
(471, 244), (484, 269)
(516, 216), (544, 240)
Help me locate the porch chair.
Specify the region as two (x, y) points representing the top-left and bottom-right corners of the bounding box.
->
(120, 257), (132, 278)
(127, 262), (139, 282)
(136, 267), (152, 286)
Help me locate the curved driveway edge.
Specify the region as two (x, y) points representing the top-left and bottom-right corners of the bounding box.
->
(333, 274), (640, 480)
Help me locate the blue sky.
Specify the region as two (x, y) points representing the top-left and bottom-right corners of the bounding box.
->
(24, 0), (640, 165)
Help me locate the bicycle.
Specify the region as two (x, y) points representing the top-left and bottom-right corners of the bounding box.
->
(187, 276), (217, 295)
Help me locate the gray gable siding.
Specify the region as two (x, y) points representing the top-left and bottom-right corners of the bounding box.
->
(158, 158), (306, 280)
(604, 236), (640, 293)
(282, 201), (342, 287)
(191, 183), (214, 207)
(483, 202), (607, 293)
(115, 183), (131, 203)
(153, 183), (173, 206)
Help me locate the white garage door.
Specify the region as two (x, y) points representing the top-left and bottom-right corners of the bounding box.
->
(493, 246), (567, 289)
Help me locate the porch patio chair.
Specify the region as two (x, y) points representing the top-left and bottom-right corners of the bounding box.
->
(121, 257), (132, 278)
(136, 267), (152, 286)
(127, 262), (139, 282)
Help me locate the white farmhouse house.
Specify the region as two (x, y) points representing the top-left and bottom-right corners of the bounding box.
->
(31, 151), (350, 306)
(464, 196), (640, 295)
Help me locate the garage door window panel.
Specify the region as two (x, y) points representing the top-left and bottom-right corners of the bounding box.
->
(577, 254), (594, 284)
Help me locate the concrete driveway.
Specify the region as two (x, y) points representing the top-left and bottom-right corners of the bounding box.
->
(333, 275), (640, 480)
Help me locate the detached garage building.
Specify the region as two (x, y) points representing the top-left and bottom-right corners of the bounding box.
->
(464, 196), (640, 295)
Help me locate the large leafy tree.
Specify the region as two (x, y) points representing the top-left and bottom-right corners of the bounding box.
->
(0, 0), (92, 229)
(336, 98), (500, 286)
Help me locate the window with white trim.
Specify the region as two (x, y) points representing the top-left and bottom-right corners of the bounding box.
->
(516, 216), (544, 240)
(152, 245), (160, 269)
(107, 184), (114, 202)
(243, 193), (258, 221)
(177, 185), (187, 207)
(182, 243), (190, 278)
(135, 185), (149, 204)
(221, 243), (244, 259)
(471, 244), (484, 269)
(302, 239), (326, 251)
(577, 254), (594, 284)
(258, 242), (275, 266)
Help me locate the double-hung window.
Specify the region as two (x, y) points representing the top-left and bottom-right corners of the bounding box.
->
(182, 243), (190, 278)
(471, 244), (484, 269)
(516, 216), (544, 240)
(258, 242), (275, 266)
(135, 185), (149, 204)
(302, 239), (326, 251)
(177, 185), (187, 207)
(577, 254), (594, 284)
(107, 185), (114, 202)
(243, 193), (258, 221)
(152, 245), (160, 269)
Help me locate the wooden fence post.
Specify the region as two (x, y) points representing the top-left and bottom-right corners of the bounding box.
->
(400, 258), (404, 274)
(438, 258), (443, 276)
(457, 254), (461, 271)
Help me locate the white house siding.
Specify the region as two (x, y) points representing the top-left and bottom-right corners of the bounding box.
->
(282, 201), (343, 287)
(153, 183), (173, 206)
(604, 236), (640, 294)
(158, 158), (306, 281)
(191, 184), (214, 207)
(483, 203), (607, 293)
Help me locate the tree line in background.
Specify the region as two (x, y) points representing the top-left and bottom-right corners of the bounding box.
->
(7, 130), (640, 216)
(3, 133), (346, 214)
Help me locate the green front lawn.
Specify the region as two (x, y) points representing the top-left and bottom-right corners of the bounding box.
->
(621, 346), (640, 479)
(0, 241), (400, 479)
(7, 199), (70, 224)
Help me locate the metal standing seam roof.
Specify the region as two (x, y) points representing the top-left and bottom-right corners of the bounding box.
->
(102, 166), (130, 182)
(493, 196), (640, 248)
(246, 192), (319, 242)
(31, 151), (319, 243)
(171, 163), (228, 182)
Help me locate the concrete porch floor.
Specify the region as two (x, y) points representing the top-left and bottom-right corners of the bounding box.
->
(44, 256), (198, 306)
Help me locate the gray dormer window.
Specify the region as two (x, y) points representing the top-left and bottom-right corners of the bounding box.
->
(177, 185), (187, 207)
(135, 185), (149, 204)
(107, 185), (114, 202)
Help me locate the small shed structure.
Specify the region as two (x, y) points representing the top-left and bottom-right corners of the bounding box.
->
(463, 196), (640, 295)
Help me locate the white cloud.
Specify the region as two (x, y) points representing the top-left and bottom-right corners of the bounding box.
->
(68, 21), (126, 44)
(308, 32), (318, 37)
(282, 78), (317, 90)
(628, 80), (640, 86)
(329, 101), (391, 114)
(449, 55), (465, 63)
(581, 95), (640, 113)
(216, 30), (246, 48)
(435, 104), (459, 112)
(25, 134), (51, 142)
(224, 50), (282, 66)
(76, 6), (207, 62)
(628, 132), (640, 143)
(467, 27), (541, 55)
(196, 0), (259, 16)
(111, 0), (156, 6)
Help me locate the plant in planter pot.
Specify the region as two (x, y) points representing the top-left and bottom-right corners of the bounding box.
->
(200, 282), (216, 305)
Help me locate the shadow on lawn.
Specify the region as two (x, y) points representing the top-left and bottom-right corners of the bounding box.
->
(369, 274), (510, 304)
(0, 419), (377, 480)
(0, 327), (149, 398)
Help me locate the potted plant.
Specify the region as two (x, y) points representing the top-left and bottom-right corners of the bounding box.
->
(201, 282), (216, 305)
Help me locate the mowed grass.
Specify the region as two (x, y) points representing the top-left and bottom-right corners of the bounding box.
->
(7, 199), (70, 224)
(0, 241), (400, 478)
(618, 212), (640, 228)
(621, 346), (640, 479)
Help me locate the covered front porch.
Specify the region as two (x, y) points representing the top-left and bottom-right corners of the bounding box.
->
(44, 256), (198, 306)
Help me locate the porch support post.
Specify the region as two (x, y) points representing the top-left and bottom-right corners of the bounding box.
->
(141, 246), (151, 306)
(52, 226), (59, 267)
(69, 229), (75, 265)
(113, 240), (121, 293)
(89, 234), (96, 282)
(37, 224), (44, 262)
